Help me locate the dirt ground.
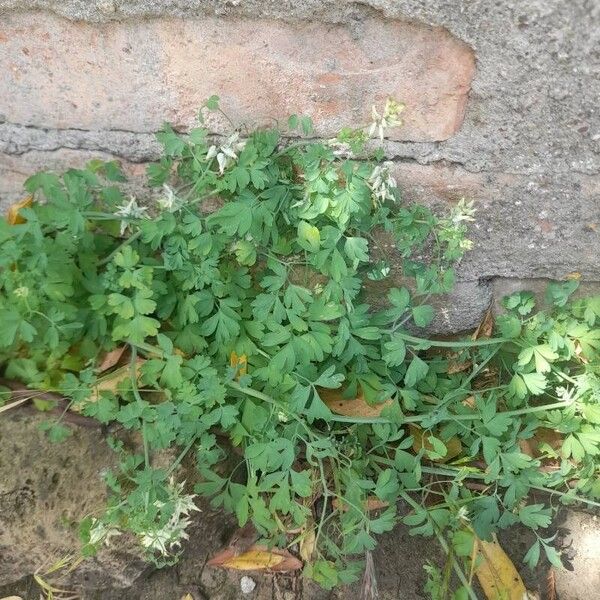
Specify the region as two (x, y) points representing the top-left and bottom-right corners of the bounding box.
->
(1, 503), (598, 600)
(2, 413), (599, 600)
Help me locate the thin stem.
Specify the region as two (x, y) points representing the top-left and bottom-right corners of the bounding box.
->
(129, 345), (150, 469)
(393, 332), (508, 348)
(400, 491), (479, 600)
(98, 230), (142, 266)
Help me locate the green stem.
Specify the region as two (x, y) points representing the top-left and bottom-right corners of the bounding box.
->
(167, 434), (199, 477)
(400, 491), (479, 600)
(129, 345), (150, 469)
(393, 332), (508, 348)
(98, 230), (142, 266)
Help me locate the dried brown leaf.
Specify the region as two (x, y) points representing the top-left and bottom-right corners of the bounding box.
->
(230, 351), (248, 379)
(319, 388), (392, 418)
(207, 544), (302, 572)
(472, 308), (494, 340)
(6, 195), (32, 225)
(97, 346), (127, 372)
(333, 496), (389, 512)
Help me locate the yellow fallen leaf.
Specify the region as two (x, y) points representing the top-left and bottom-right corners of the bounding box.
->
(299, 525), (316, 561)
(1, 596), (24, 600)
(475, 535), (527, 600)
(207, 543), (302, 572)
(72, 358), (145, 411)
(409, 424), (462, 463)
(6, 195), (33, 225)
(230, 351), (248, 379)
(566, 272), (581, 280)
(180, 595), (194, 600)
(319, 387), (392, 418)
(221, 548), (284, 570)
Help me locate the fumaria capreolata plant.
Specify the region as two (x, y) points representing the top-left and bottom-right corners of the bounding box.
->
(1, 96), (599, 597)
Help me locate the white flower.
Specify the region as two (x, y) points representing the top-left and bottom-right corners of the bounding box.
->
(457, 506), (471, 523)
(156, 184), (182, 213)
(450, 199), (476, 226)
(206, 132), (247, 175)
(88, 518), (122, 547)
(368, 163), (397, 206)
(368, 98), (405, 141)
(13, 286), (29, 298)
(114, 196), (148, 235)
(140, 479), (200, 558)
(327, 138), (353, 158)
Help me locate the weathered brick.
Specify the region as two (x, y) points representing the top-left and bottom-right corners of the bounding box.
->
(0, 13), (475, 141)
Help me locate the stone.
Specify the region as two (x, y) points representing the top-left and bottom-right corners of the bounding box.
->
(0, 410), (147, 589)
(0, 12), (474, 142)
(388, 163), (600, 281)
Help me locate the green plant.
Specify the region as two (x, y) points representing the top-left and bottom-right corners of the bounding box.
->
(1, 96), (599, 596)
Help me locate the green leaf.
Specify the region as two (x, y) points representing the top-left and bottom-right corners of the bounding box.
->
(546, 280), (579, 307)
(205, 94), (220, 110)
(297, 221), (321, 252)
(518, 504), (552, 529)
(290, 469), (312, 497)
(404, 355), (429, 387)
(344, 237), (369, 266)
(388, 287), (410, 311)
(39, 421), (72, 443)
(496, 314), (521, 338)
(523, 540), (540, 569)
(233, 240), (257, 266)
(313, 366), (344, 388)
(383, 335), (406, 367)
(412, 305), (434, 327)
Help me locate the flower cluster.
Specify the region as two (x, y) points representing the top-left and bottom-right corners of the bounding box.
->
(369, 98), (405, 141)
(156, 184), (182, 213)
(114, 196), (148, 235)
(139, 480), (199, 558)
(368, 163), (398, 206)
(206, 132), (246, 174)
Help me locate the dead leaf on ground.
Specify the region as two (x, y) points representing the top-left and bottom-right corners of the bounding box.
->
(475, 535), (528, 600)
(97, 346), (128, 372)
(462, 395), (476, 409)
(207, 544), (302, 572)
(180, 594), (194, 600)
(73, 358), (145, 410)
(332, 496), (389, 512)
(299, 524), (316, 561)
(447, 352), (472, 375)
(6, 195), (33, 225)
(545, 568), (557, 600)
(519, 428), (563, 459)
(230, 351), (248, 379)
(472, 308), (494, 340)
(409, 424), (462, 463)
(1, 596), (24, 600)
(319, 387), (392, 418)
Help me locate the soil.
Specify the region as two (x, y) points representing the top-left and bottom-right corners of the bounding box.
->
(1, 504), (599, 599)
(1, 412), (599, 600)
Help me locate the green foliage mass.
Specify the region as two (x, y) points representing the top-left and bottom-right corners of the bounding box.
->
(1, 97), (599, 595)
